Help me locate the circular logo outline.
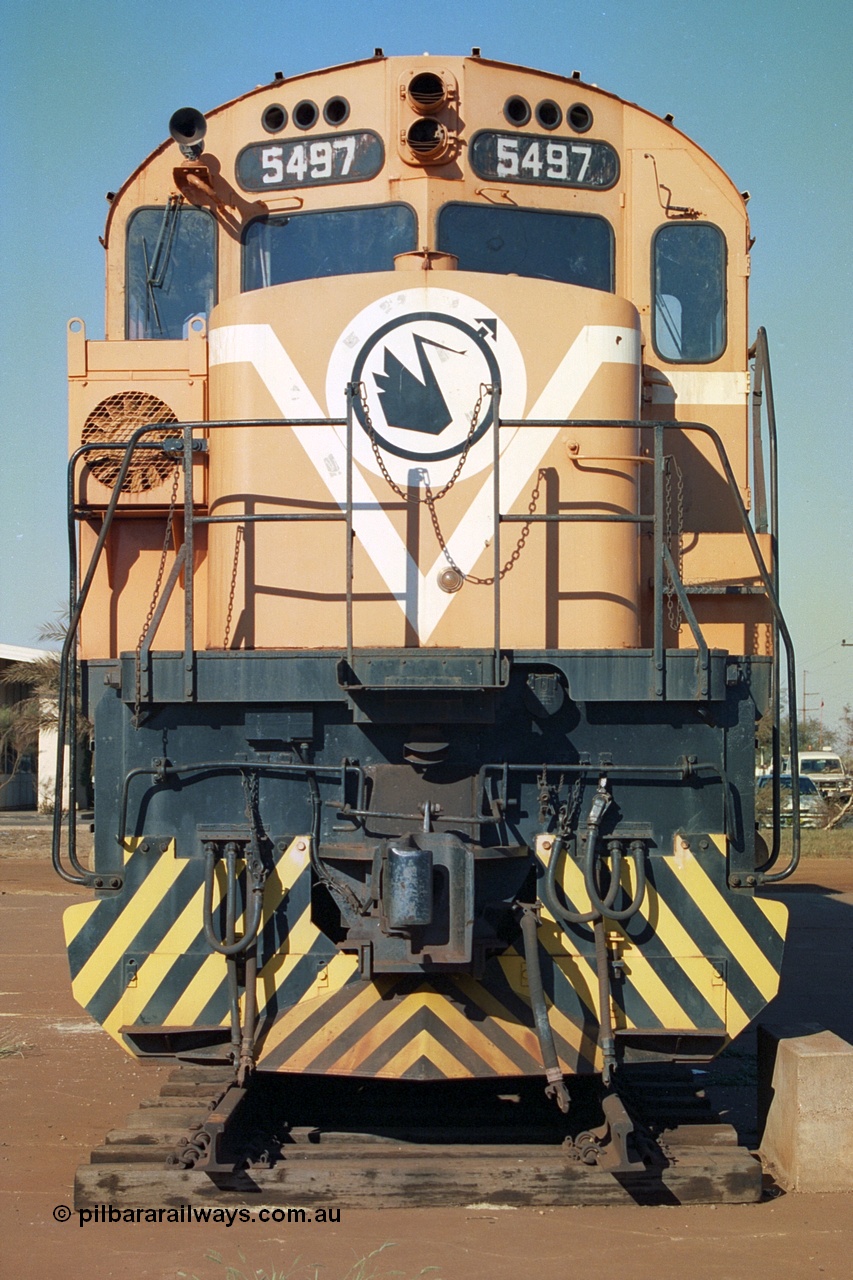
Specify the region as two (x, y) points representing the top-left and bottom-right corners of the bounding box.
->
(350, 311), (501, 463)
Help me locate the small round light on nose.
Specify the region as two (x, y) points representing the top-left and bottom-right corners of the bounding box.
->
(535, 99), (562, 130)
(323, 96), (350, 126)
(262, 104), (287, 133)
(438, 567), (464, 593)
(293, 99), (319, 130)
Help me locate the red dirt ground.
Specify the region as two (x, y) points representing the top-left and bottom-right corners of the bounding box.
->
(2, 825), (852, 1279)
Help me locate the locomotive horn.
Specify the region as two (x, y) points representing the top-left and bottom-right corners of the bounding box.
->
(169, 107), (207, 159)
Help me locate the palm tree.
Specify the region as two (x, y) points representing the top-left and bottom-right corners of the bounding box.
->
(0, 618), (92, 808)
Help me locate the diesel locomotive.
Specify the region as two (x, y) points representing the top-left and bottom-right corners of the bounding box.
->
(54, 52), (799, 1160)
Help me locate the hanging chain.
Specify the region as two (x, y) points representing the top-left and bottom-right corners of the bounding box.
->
(134, 464), (181, 722)
(357, 381), (541, 584)
(223, 524), (245, 648)
(241, 770), (265, 872)
(430, 468), (544, 585)
(357, 379), (489, 504)
(664, 453), (685, 634)
(557, 776), (584, 838)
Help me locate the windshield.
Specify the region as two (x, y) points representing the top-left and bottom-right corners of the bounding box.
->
(437, 203), (614, 291)
(758, 777), (819, 794)
(801, 757), (843, 774)
(242, 204), (417, 290)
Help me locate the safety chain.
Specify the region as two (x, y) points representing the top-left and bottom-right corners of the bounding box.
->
(558, 776), (584, 837)
(240, 770), (265, 873)
(223, 524), (245, 648)
(356, 380), (540, 585)
(664, 453), (685, 634)
(537, 766), (567, 826)
(134, 464), (181, 723)
(429, 469), (544, 585)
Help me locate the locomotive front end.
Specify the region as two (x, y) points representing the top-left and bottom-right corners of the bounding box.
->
(58, 55), (792, 1128)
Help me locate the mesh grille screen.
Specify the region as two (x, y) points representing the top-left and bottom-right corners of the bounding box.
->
(81, 392), (179, 492)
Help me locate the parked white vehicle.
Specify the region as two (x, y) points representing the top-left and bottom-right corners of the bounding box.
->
(782, 752), (851, 802)
(756, 775), (829, 829)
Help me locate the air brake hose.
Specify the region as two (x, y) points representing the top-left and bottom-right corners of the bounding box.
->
(224, 846), (242, 1063)
(202, 844), (265, 957)
(543, 835), (622, 925)
(583, 837), (647, 923)
(581, 779), (647, 923)
(238, 944), (259, 1087)
(520, 907), (570, 1113)
(541, 779), (646, 1087)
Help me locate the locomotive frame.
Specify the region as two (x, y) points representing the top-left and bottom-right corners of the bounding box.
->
(53, 52), (800, 1178)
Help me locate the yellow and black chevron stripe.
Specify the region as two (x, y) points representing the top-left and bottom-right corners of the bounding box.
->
(532, 832), (787, 1054)
(64, 837), (315, 1048)
(64, 831), (786, 1079)
(254, 966), (600, 1078)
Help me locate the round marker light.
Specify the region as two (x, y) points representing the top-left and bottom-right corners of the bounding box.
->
(568, 102), (593, 133)
(262, 104), (287, 133)
(504, 96), (531, 126)
(323, 96), (350, 126)
(535, 100), (562, 130)
(293, 100), (319, 130)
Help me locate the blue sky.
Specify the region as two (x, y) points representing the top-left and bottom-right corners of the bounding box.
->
(1, 0), (850, 728)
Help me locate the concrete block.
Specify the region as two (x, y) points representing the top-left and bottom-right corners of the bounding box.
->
(759, 1027), (853, 1192)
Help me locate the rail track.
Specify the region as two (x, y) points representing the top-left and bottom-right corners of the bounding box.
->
(75, 1065), (762, 1209)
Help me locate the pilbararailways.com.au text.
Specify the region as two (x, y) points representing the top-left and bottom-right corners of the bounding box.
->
(54, 1204), (341, 1228)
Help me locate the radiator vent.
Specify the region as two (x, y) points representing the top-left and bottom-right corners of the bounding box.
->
(81, 392), (179, 493)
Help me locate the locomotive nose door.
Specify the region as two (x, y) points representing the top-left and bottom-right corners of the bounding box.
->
(206, 273), (642, 652)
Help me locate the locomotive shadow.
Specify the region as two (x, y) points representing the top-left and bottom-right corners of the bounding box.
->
(702, 878), (853, 1149)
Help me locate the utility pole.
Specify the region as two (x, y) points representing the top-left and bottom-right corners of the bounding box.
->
(801, 670), (823, 747)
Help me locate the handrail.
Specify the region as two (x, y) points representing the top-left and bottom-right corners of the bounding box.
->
(54, 427), (192, 883)
(750, 329), (786, 874)
(58, 399), (798, 884)
(671, 417), (798, 882)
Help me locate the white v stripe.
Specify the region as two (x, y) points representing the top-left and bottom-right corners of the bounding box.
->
(209, 320), (639, 642)
(209, 324), (418, 620)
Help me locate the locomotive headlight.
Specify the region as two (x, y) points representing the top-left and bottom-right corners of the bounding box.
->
(406, 117), (449, 160)
(398, 68), (458, 165)
(406, 70), (449, 114)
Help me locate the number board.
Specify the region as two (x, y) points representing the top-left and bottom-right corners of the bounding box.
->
(236, 131), (384, 192)
(470, 131), (619, 190)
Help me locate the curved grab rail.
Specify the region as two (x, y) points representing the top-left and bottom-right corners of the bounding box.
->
(672, 418), (798, 883)
(53, 428), (184, 883)
(750, 329), (784, 874)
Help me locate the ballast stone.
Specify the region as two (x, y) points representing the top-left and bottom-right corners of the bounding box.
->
(759, 1028), (853, 1192)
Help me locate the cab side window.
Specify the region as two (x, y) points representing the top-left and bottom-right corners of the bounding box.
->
(126, 204), (217, 339)
(653, 224), (726, 363)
